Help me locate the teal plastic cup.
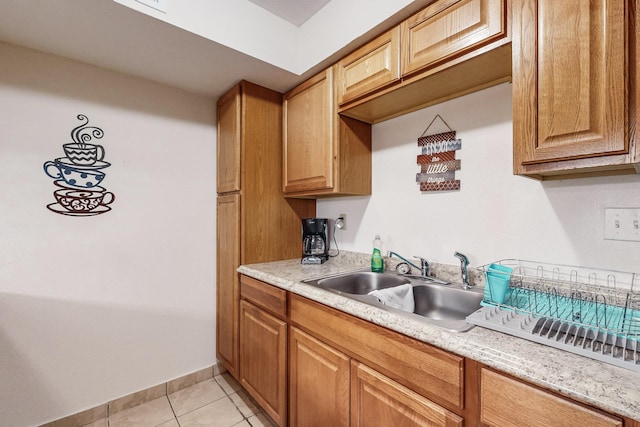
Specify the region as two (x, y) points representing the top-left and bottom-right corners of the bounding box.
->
(485, 264), (513, 304)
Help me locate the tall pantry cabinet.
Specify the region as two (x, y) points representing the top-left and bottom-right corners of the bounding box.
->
(216, 81), (315, 378)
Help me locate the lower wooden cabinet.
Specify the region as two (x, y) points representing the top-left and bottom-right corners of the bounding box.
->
(289, 324), (462, 427)
(216, 194), (240, 377)
(239, 277), (287, 426)
(480, 368), (622, 427)
(352, 361), (463, 427)
(236, 276), (636, 427)
(289, 327), (350, 427)
(290, 293), (464, 412)
(289, 294), (465, 426)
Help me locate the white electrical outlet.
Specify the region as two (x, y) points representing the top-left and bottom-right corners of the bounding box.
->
(338, 213), (347, 231)
(135, 0), (168, 13)
(604, 208), (640, 241)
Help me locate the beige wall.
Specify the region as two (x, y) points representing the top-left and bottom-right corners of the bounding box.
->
(0, 42), (216, 426)
(318, 83), (640, 273)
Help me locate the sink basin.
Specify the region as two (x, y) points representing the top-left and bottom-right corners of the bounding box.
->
(413, 283), (482, 322)
(314, 271), (410, 294)
(304, 271), (483, 332)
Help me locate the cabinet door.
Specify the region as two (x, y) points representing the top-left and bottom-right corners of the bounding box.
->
(402, 0), (506, 76)
(289, 326), (350, 427)
(480, 368), (622, 427)
(351, 361), (463, 427)
(217, 84), (241, 194)
(513, 0), (627, 170)
(216, 194), (240, 377)
(283, 67), (336, 194)
(337, 26), (401, 105)
(239, 300), (287, 426)
(290, 294), (464, 411)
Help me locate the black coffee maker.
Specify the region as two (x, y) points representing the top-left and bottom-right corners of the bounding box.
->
(301, 218), (329, 264)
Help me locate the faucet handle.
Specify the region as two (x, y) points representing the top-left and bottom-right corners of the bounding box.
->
(453, 252), (471, 288)
(413, 255), (428, 264)
(453, 251), (469, 266)
(413, 256), (430, 276)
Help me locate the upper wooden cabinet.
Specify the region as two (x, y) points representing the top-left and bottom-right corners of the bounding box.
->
(283, 66), (372, 198)
(512, 0), (640, 179)
(339, 0), (511, 124)
(337, 26), (401, 105)
(283, 69), (334, 194)
(217, 85), (241, 194)
(402, 0), (507, 76)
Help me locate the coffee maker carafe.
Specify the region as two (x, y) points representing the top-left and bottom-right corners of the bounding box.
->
(301, 218), (329, 264)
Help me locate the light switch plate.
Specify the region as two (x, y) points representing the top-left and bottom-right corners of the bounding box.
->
(135, 0), (168, 13)
(604, 208), (640, 241)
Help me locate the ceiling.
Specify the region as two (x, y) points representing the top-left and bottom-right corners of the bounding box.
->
(248, 0), (332, 26)
(0, 0), (428, 99)
(0, 0), (302, 98)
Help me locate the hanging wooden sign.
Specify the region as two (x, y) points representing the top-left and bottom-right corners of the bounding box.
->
(416, 115), (461, 192)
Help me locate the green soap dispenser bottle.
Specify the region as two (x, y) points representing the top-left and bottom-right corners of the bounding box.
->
(371, 234), (384, 273)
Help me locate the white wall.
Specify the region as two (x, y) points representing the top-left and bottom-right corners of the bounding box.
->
(318, 83), (640, 274)
(295, 0), (417, 72)
(0, 42), (216, 426)
(112, 0), (419, 75)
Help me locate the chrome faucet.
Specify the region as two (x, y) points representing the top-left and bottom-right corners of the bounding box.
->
(387, 251), (429, 278)
(454, 251), (470, 289)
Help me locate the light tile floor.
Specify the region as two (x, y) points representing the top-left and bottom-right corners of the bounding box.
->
(86, 373), (276, 427)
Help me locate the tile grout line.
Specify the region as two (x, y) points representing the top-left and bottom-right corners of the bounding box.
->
(163, 375), (236, 425)
(106, 372), (266, 427)
(218, 378), (275, 427)
(165, 392), (180, 427)
(163, 380), (183, 427)
(216, 375), (252, 425)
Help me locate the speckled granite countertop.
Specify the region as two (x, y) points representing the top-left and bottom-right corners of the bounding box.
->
(237, 252), (640, 421)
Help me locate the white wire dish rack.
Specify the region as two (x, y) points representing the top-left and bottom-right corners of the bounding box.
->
(466, 259), (640, 372)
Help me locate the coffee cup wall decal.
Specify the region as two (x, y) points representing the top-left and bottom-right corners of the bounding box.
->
(62, 143), (105, 166)
(43, 160), (108, 188)
(43, 114), (115, 216)
(53, 188), (115, 212)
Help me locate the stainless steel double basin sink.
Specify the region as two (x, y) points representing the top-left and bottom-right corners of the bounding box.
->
(303, 271), (483, 332)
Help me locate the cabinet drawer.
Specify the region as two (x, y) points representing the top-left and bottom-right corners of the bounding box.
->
(402, 0), (507, 76)
(290, 294), (464, 411)
(480, 368), (622, 427)
(337, 26), (401, 105)
(240, 275), (287, 319)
